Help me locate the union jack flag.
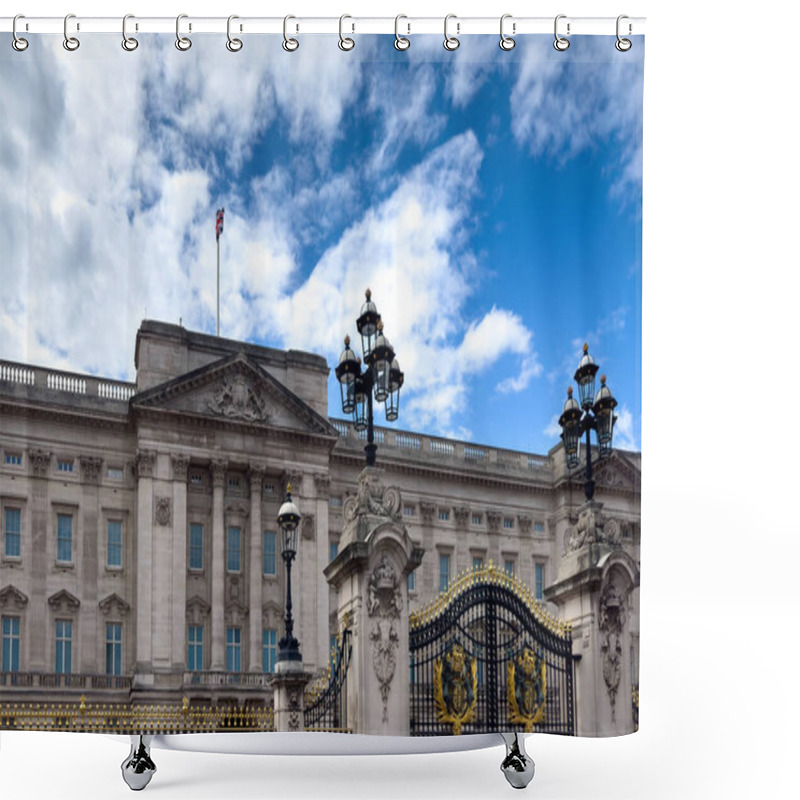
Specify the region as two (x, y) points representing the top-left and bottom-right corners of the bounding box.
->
(216, 207), (224, 241)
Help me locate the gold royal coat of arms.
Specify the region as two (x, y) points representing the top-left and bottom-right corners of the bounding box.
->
(433, 643), (478, 735)
(507, 647), (547, 731)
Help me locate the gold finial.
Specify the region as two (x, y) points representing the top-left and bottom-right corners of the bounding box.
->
(286, 482), (292, 493)
(567, 386), (573, 397)
(601, 374), (607, 384)
(583, 342), (589, 354)
(365, 287), (372, 300)
(344, 334), (350, 347)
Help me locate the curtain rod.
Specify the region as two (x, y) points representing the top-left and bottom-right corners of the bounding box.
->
(1, 16), (646, 36)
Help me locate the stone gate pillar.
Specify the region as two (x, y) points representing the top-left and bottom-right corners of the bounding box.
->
(324, 467), (423, 736)
(545, 500), (639, 737)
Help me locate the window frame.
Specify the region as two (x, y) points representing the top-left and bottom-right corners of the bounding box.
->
(189, 522), (204, 571)
(263, 531), (277, 576)
(55, 619), (73, 674)
(2, 615), (21, 672)
(106, 518), (123, 569)
(226, 626), (242, 672)
(227, 525), (242, 573)
(105, 622), (123, 676)
(187, 624), (204, 671)
(3, 505), (22, 560)
(262, 628), (277, 674)
(56, 512), (74, 565)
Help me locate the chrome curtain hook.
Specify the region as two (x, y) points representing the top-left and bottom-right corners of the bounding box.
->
(63, 13), (80, 51)
(226, 15), (243, 52)
(339, 14), (355, 51)
(122, 14), (138, 51)
(615, 14), (632, 51)
(394, 14), (410, 50)
(444, 13), (460, 51)
(12, 15), (29, 51)
(283, 15), (299, 52)
(554, 14), (570, 51)
(499, 14), (515, 51)
(176, 14), (192, 50)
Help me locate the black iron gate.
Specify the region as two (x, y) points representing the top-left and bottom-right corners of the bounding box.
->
(409, 565), (575, 736)
(304, 629), (352, 732)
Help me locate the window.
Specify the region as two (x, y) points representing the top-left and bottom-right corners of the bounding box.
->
(105, 623), (122, 676)
(263, 531), (277, 576)
(189, 523), (203, 570)
(263, 483), (275, 495)
(535, 563), (545, 600)
(503, 518), (514, 530)
(439, 553), (450, 592)
(471, 514), (482, 525)
(329, 496), (342, 508)
(504, 559), (515, 576)
(403, 506), (415, 517)
(330, 541), (339, 563)
(55, 620), (72, 674)
(438, 510), (450, 522)
(4, 453), (22, 466)
(534, 521), (545, 534)
(57, 460), (74, 473)
(189, 472), (204, 487)
(4, 507), (21, 558)
(228, 476), (241, 491)
(472, 556), (484, 572)
(57, 514), (73, 563)
(226, 627), (241, 672)
(2, 616), (20, 671)
(107, 466), (124, 480)
(407, 569), (416, 592)
(187, 625), (203, 671)
(227, 526), (241, 572)
(263, 629), (277, 673)
(107, 520), (122, 568)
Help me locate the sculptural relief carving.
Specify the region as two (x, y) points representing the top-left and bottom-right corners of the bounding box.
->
(486, 510), (502, 533)
(79, 455), (103, 484)
(154, 497), (172, 526)
(28, 449), (51, 478)
(419, 501), (436, 525)
(313, 473), (331, 499)
(598, 580), (628, 721)
(207, 373), (270, 423)
(517, 515), (533, 535)
(343, 472), (402, 523)
(367, 553), (403, 722)
(301, 514), (316, 541)
(134, 450), (155, 479)
(170, 453), (189, 481)
(453, 506), (469, 527)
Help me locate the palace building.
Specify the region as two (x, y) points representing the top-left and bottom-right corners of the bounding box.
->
(0, 321), (640, 734)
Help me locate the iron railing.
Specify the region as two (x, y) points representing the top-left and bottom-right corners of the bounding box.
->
(304, 629), (352, 732)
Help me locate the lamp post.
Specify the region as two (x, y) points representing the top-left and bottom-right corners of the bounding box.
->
(336, 289), (404, 467)
(277, 486), (302, 664)
(558, 343), (618, 501)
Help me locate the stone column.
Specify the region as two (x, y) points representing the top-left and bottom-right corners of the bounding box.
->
(248, 463), (264, 672)
(314, 472), (331, 668)
(453, 506), (469, 574)
(27, 449), (51, 671)
(134, 450), (156, 677)
(418, 501), (436, 597)
(171, 454), (189, 672)
(269, 666), (312, 731)
(210, 459), (227, 671)
(486, 509), (502, 566)
(324, 467), (423, 736)
(79, 456), (102, 674)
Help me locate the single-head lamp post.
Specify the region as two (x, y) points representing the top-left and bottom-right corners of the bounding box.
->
(276, 485), (302, 663)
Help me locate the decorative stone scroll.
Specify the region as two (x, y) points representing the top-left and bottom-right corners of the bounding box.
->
(79, 456), (103, 484)
(343, 472), (401, 524)
(134, 450), (155, 479)
(598, 580), (628, 721)
(210, 459), (228, 488)
(419, 501), (436, 526)
(453, 506), (469, 528)
(367, 553), (403, 723)
(0, 584), (29, 610)
(486, 509), (502, 533)
(301, 513), (316, 541)
(170, 453), (189, 481)
(563, 503), (626, 554)
(48, 589), (81, 612)
(517, 515), (533, 535)
(28, 449), (51, 478)
(99, 593), (131, 617)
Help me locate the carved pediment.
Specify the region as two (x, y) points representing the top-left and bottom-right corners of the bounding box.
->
(0, 584), (29, 609)
(131, 353), (337, 437)
(99, 593), (130, 617)
(48, 589), (81, 612)
(186, 595), (211, 624)
(593, 452), (641, 491)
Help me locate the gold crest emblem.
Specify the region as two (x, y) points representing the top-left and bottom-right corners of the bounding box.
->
(433, 643), (478, 735)
(507, 648), (546, 731)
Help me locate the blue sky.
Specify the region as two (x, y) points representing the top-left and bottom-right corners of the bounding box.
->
(0, 33), (643, 455)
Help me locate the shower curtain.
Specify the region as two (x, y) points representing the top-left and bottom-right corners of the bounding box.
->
(0, 26), (643, 743)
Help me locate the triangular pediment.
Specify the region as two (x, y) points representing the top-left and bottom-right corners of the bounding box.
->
(131, 352), (337, 437)
(48, 589), (81, 612)
(594, 451), (641, 491)
(98, 592), (130, 616)
(0, 584), (29, 609)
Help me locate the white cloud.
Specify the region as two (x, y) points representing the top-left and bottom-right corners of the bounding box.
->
(612, 404), (638, 451)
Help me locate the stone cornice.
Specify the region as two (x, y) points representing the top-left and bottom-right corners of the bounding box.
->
(0, 399), (132, 433)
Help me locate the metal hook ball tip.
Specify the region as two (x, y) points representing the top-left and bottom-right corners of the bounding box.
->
(394, 15), (410, 51)
(444, 14), (460, 51)
(554, 14), (570, 51)
(122, 14), (138, 52)
(63, 13), (80, 51)
(615, 15), (632, 51)
(226, 15), (243, 52)
(12, 15), (29, 51)
(175, 13), (192, 51)
(339, 15), (355, 51)
(283, 15), (299, 52)
(499, 14), (515, 51)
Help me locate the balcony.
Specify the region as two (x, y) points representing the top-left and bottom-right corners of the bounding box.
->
(0, 671), (132, 691)
(182, 671), (273, 689)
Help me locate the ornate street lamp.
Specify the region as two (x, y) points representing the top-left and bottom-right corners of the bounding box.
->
(559, 344), (618, 500)
(277, 486), (302, 664)
(336, 289), (404, 466)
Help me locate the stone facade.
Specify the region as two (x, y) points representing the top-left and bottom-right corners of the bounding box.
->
(0, 321), (640, 733)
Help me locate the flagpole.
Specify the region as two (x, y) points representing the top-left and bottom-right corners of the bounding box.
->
(216, 235), (220, 337)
